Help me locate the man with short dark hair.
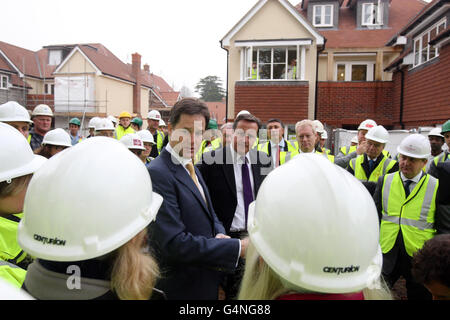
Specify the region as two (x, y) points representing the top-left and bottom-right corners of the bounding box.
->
(199, 113), (271, 299)
(147, 98), (245, 300)
(258, 118), (297, 168)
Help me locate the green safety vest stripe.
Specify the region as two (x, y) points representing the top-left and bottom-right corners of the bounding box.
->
(380, 172), (438, 256)
(27, 134), (31, 144)
(0, 260), (26, 288)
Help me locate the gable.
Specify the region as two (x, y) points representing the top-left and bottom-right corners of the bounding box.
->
(54, 47), (100, 75)
(222, 0), (324, 46)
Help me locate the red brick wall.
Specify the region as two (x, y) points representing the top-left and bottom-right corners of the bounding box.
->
(234, 82), (309, 124)
(394, 44), (450, 129)
(26, 94), (54, 111)
(317, 82), (394, 128)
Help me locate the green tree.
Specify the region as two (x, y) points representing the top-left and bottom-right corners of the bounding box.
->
(195, 76), (225, 101)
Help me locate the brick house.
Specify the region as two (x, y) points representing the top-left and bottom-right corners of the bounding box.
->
(221, 0), (427, 133)
(0, 41), (179, 131)
(385, 0), (450, 129)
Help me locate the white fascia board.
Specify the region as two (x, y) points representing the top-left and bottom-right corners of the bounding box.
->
(403, 5), (450, 39)
(402, 52), (414, 66)
(0, 49), (24, 77)
(278, 0), (324, 45)
(395, 36), (408, 46)
(221, 0), (268, 47)
(53, 46), (102, 76)
(150, 88), (169, 108)
(235, 39), (312, 47)
(333, 52), (377, 57)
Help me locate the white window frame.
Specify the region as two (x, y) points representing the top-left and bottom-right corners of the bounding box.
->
(0, 75), (8, 89)
(362, 2), (383, 26)
(313, 4), (333, 27)
(48, 50), (62, 66)
(44, 83), (55, 95)
(413, 18), (447, 68)
(240, 44), (307, 81)
(334, 61), (375, 82)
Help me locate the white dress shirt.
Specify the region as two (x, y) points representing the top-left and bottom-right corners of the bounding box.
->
(400, 171), (423, 194)
(229, 146), (255, 232)
(166, 143), (206, 201)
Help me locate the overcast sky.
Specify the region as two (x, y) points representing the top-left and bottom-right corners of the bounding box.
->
(1, 0), (298, 95)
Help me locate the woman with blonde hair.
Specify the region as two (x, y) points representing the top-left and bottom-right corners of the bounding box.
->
(238, 154), (392, 300)
(0, 123), (46, 288)
(18, 137), (164, 300)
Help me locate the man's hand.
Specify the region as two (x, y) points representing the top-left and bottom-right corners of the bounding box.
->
(240, 237), (249, 258)
(356, 140), (367, 155)
(215, 233), (231, 239)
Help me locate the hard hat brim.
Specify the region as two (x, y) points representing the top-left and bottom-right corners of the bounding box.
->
(0, 154), (46, 183)
(396, 146), (429, 160)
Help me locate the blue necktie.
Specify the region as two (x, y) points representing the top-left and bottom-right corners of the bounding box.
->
(404, 180), (413, 198)
(368, 159), (375, 172)
(241, 157), (254, 230)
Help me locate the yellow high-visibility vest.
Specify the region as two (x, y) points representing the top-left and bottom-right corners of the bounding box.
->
(349, 154), (396, 182)
(115, 125), (135, 141)
(380, 172), (438, 256)
(257, 140), (298, 165)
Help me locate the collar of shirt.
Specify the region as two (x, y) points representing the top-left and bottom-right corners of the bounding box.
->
(367, 156), (378, 162)
(229, 145), (251, 164)
(400, 171), (422, 184)
(299, 148), (315, 154)
(270, 138), (285, 149)
(165, 143), (192, 167)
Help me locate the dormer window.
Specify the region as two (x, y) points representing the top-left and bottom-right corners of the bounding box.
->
(313, 4), (333, 27)
(48, 50), (62, 66)
(362, 2), (383, 26)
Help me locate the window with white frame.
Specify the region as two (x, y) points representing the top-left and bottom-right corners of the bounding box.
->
(362, 2), (383, 26)
(45, 83), (55, 95)
(335, 62), (375, 81)
(0, 75), (8, 89)
(48, 50), (62, 66)
(313, 5), (333, 27)
(413, 19), (446, 67)
(241, 46), (305, 81)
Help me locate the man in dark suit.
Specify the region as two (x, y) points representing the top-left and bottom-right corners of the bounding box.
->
(147, 98), (246, 300)
(198, 113), (272, 299)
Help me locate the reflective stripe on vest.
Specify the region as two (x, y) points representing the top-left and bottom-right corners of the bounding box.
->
(27, 134), (31, 144)
(157, 130), (164, 154)
(350, 155), (396, 182)
(433, 151), (449, 166)
(0, 260), (26, 288)
(380, 173), (438, 256)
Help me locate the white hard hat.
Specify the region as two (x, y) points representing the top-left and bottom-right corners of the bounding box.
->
(88, 117), (101, 129)
(0, 123), (46, 183)
(0, 101), (33, 124)
(147, 110), (161, 121)
(428, 127), (444, 138)
(0, 278), (34, 300)
(321, 131), (328, 140)
(107, 115), (118, 125)
(313, 120), (324, 134)
(351, 136), (358, 144)
(18, 137), (163, 262)
(42, 128), (72, 148)
(236, 110), (251, 117)
(358, 119), (377, 131)
(397, 134), (431, 159)
(95, 118), (115, 131)
(32, 104), (53, 117)
(120, 133), (146, 150)
(247, 153), (381, 294)
(365, 125), (389, 144)
(137, 130), (156, 145)
(159, 119), (166, 127)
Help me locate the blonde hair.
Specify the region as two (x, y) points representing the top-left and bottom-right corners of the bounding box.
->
(110, 229), (159, 300)
(238, 242), (393, 300)
(0, 174), (33, 199)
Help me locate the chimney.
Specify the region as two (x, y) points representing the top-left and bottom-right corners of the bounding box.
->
(144, 64), (150, 73)
(132, 53), (141, 114)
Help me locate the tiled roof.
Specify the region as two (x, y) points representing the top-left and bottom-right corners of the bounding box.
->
(296, 0), (426, 48)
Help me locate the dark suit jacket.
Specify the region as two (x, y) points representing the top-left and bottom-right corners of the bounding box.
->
(147, 149), (240, 300)
(198, 146), (272, 234)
